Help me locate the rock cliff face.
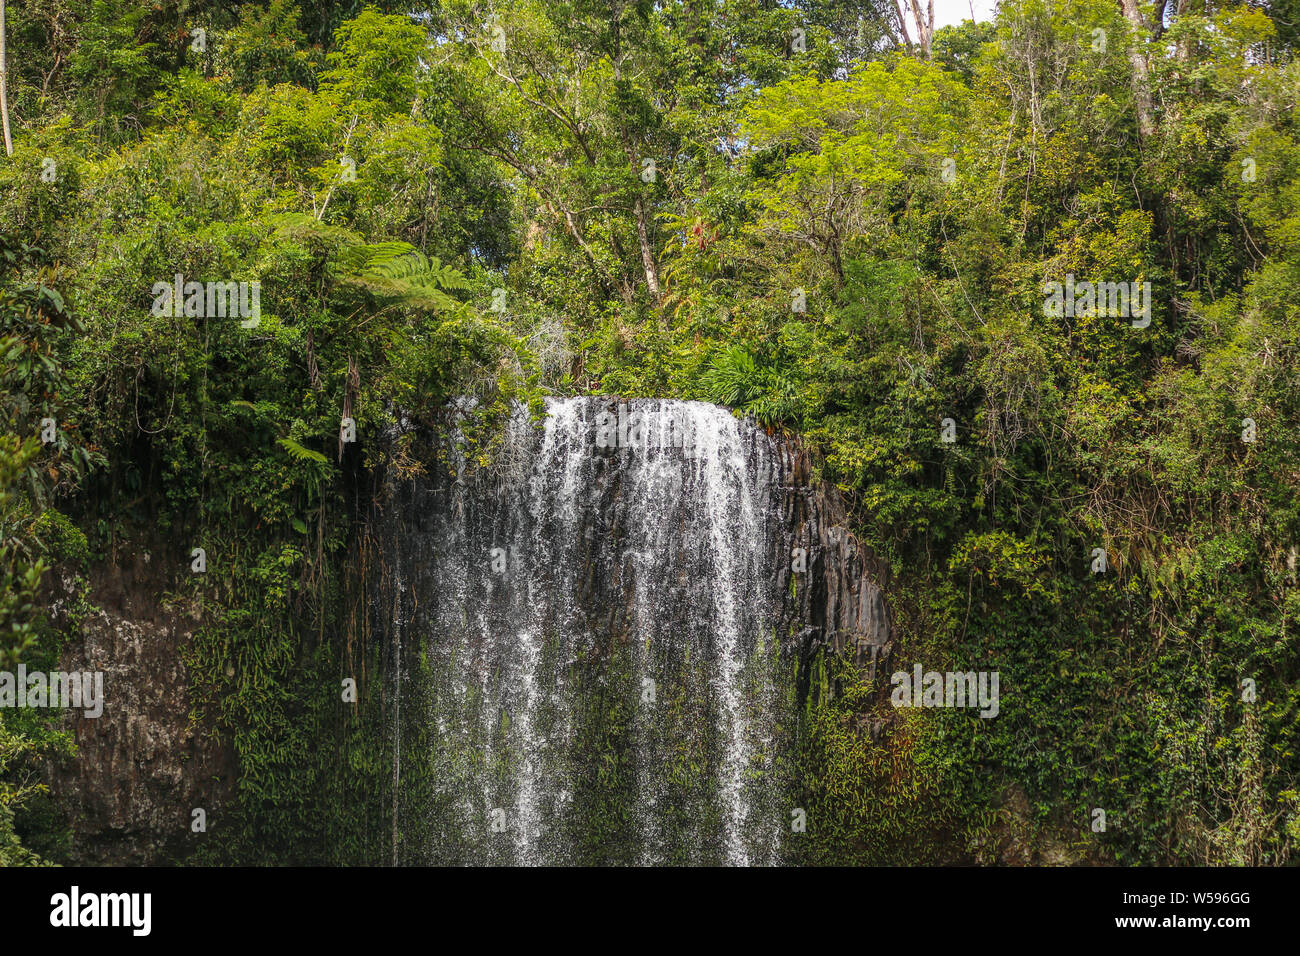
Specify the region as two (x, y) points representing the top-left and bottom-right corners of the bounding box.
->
(44, 556), (234, 865)
(773, 437), (892, 678)
(369, 397), (890, 864)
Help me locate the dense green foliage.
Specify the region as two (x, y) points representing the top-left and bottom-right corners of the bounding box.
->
(2, 0), (1298, 864)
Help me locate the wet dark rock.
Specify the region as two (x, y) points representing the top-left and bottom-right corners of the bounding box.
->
(43, 560), (234, 865)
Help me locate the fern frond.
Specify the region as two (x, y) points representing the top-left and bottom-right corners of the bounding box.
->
(277, 438), (330, 464)
(339, 243), (471, 311)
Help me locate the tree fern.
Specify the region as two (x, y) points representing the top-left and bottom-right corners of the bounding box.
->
(268, 218), (471, 312)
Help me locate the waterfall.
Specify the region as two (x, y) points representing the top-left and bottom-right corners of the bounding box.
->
(378, 397), (872, 865)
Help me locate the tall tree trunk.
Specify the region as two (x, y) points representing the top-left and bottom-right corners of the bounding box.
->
(1, 0), (13, 157)
(1119, 0), (1156, 139)
(891, 0), (915, 54)
(906, 0), (934, 57)
(633, 199), (660, 304)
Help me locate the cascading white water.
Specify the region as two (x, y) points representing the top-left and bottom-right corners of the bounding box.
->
(386, 397), (797, 865)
